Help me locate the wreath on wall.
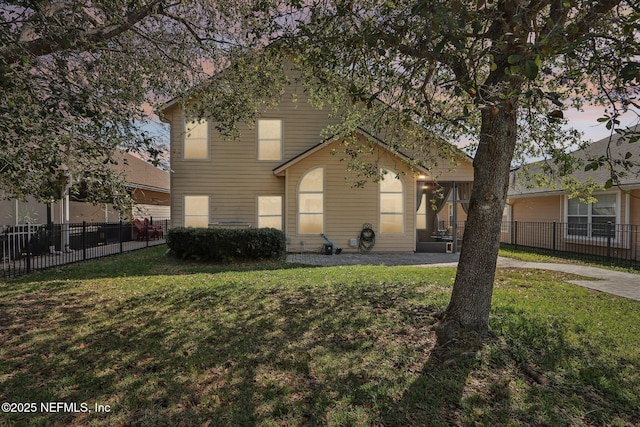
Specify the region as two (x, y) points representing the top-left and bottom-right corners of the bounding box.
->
(359, 223), (375, 252)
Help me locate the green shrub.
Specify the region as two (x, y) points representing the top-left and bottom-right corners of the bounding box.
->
(166, 227), (286, 261)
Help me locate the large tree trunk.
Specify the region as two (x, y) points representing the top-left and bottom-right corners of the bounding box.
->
(437, 104), (518, 342)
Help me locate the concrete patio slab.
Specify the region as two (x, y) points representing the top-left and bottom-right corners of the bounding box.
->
(286, 252), (640, 301)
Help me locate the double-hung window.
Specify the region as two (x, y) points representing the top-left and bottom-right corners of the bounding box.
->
(184, 196), (209, 228)
(258, 196), (283, 230)
(257, 119), (282, 161)
(567, 194), (617, 237)
(184, 120), (208, 160)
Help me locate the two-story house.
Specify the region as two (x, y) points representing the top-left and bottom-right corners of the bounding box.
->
(160, 65), (473, 253)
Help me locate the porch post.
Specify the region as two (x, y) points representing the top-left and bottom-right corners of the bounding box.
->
(452, 182), (458, 253)
(64, 192), (71, 252)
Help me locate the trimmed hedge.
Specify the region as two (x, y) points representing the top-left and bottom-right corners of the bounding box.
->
(166, 227), (286, 261)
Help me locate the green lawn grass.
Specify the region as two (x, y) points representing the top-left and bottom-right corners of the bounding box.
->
(499, 247), (640, 274)
(1, 246), (639, 426)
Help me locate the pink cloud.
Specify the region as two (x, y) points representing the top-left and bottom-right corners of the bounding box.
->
(564, 105), (640, 142)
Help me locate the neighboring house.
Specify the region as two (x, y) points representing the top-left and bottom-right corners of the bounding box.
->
(506, 126), (640, 255)
(160, 64), (473, 253)
(107, 151), (171, 220)
(0, 151), (170, 225)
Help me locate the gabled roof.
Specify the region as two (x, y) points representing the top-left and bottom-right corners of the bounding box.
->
(273, 128), (431, 176)
(509, 125), (640, 197)
(110, 151), (170, 193)
(160, 49), (473, 178)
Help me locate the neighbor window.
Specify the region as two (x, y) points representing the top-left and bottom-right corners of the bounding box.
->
(258, 196), (283, 230)
(258, 119), (282, 161)
(184, 195), (209, 227)
(184, 120), (208, 159)
(380, 169), (404, 233)
(501, 205), (511, 233)
(567, 193), (617, 237)
(298, 167), (323, 234)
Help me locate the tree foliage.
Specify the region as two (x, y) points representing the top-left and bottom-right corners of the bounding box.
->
(281, 0), (639, 156)
(250, 0), (639, 337)
(1, 0), (638, 337)
(0, 0), (277, 206)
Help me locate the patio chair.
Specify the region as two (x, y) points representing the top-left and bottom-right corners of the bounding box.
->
(144, 218), (163, 239)
(133, 218), (153, 241)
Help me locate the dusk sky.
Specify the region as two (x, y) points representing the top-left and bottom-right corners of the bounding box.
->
(564, 105), (640, 143)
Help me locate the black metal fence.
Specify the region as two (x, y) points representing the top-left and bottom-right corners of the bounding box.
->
(500, 221), (640, 268)
(1, 218), (170, 279)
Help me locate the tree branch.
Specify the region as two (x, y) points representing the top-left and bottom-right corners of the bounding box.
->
(573, 0), (621, 38)
(1, 0), (165, 65)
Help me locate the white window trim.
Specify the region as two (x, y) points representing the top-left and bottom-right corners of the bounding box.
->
(501, 204), (512, 234)
(257, 119), (283, 161)
(298, 167), (324, 235)
(563, 191), (625, 245)
(379, 168), (405, 234)
(183, 119), (209, 160)
(257, 195), (283, 230)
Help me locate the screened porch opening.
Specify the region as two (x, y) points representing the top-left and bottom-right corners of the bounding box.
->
(416, 181), (472, 253)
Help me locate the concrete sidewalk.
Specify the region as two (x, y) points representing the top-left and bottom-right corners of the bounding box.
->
(496, 257), (640, 301)
(286, 252), (640, 301)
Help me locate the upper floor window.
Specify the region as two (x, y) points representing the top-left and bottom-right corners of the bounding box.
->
(567, 193), (617, 237)
(184, 119), (208, 159)
(298, 167), (323, 234)
(258, 119), (282, 161)
(380, 169), (404, 233)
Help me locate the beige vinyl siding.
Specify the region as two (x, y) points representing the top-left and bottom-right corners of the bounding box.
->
(284, 139), (417, 253)
(165, 65), (475, 251)
(166, 75), (338, 228)
(427, 159), (475, 182)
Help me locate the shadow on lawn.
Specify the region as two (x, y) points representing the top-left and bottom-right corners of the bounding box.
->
(3, 245), (314, 285)
(1, 269), (639, 426)
(0, 276), (464, 425)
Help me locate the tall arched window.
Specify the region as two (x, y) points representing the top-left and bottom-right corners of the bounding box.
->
(380, 169), (404, 233)
(298, 167), (324, 234)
